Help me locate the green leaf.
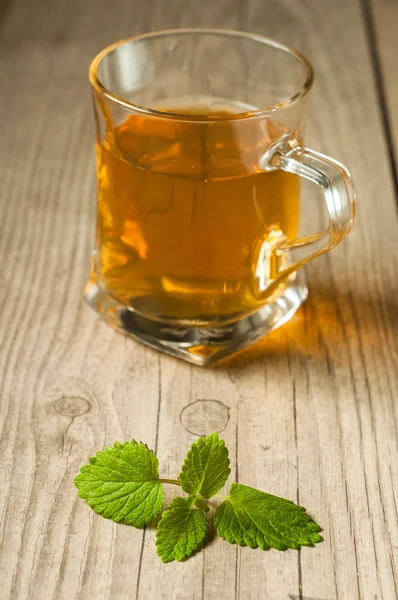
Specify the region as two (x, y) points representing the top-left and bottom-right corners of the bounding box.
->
(156, 497), (209, 562)
(214, 483), (323, 551)
(179, 432), (230, 499)
(74, 440), (164, 527)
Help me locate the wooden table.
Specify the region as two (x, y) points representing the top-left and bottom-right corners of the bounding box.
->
(1, 1), (397, 598)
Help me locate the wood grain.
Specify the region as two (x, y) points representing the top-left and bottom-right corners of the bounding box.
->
(0, 0), (397, 599)
(368, 0), (398, 189)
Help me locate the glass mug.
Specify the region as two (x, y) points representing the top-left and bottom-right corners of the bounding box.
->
(85, 29), (355, 366)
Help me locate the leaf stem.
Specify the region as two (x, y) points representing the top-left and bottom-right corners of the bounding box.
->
(159, 478), (181, 486)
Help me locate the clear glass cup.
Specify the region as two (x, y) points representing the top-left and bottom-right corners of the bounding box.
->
(85, 29), (355, 366)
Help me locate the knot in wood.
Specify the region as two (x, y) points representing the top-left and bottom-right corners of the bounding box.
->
(180, 399), (230, 437)
(53, 396), (91, 417)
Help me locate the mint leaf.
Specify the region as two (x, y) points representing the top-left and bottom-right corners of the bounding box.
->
(179, 432), (230, 499)
(156, 497), (209, 562)
(74, 440), (163, 527)
(214, 483), (323, 551)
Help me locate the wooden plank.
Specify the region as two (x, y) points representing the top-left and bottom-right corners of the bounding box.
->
(368, 0), (398, 161)
(0, 3), (161, 599)
(235, 2), (398, 598)
(137, 361), (240, 599)
(0, 1), (397, 600)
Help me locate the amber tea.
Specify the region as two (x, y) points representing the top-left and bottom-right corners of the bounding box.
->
(95, 100), (300, 325)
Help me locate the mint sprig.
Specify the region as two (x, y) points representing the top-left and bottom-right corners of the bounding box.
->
(75, 433), (323, 562)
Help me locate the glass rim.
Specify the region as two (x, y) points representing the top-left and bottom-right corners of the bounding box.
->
(89, 28), (314, 121)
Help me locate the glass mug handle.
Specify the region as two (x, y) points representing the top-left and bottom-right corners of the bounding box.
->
(259, 140), (356, 283)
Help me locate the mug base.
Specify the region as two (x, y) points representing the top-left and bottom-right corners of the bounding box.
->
(84, 271), (308, 366)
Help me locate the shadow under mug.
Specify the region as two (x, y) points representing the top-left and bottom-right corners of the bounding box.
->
(85, 29), (356, 366)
